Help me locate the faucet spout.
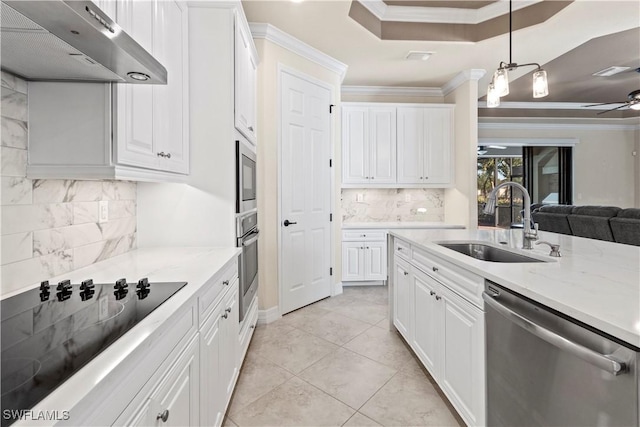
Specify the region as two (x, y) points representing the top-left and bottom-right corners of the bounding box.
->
(484, 181), (538, 249)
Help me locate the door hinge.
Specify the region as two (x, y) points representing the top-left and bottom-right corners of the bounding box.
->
(330, 213), (333, 222)
(329, 104), (335, 114)
(330, 267), (333, 276)
(329, 159), (332, 167)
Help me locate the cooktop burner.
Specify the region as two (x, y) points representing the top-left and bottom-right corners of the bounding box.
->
(0, 279), (187, 426)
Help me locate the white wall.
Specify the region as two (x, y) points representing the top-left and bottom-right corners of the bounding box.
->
(254, 38), (342, 311)
(479, 123), (638, 208)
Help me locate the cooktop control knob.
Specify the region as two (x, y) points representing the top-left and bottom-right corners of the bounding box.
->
(39, 281), (51, 302)
(136, 277), (150, 300)
(56, 280), (72, 301)
(80, 279), (95, 301)
(114, 278), (129, 300)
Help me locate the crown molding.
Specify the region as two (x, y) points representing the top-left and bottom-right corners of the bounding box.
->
(479, 121), (640, 131)
(478, 101), (628, 111)
(358, 0), (541, 24)
(249, 23), (348, 82)
(341, 85), (443, 97)
(442, 69), (486, 96)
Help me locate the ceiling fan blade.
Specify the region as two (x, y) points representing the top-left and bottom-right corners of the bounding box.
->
(596, 104), (630, 115)
(583, 102), (626, 107)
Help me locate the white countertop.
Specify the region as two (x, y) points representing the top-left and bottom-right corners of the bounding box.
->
(390, 229), (640, 348)
(10, 246), (241, 424)
(342, 221), (465, 230)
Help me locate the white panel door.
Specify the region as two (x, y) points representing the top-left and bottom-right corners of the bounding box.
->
(368, 107), (396, 183)
(397, 107), (424, 184)
(199, 308), (223, 427)
(440, 287), (485, 426)
(342, 107), (369, 184)
(412, 269), (441, 379)
(342, 242), (364, 281)
(115, 0), (159, 169)
(281, 70), (332, 314)
(393, 258), (412, 341)
(221, 286), (239, 400)
(364, 241), (386, 280)
(424, 108), (453, 184)
(154, 0), (189, 174)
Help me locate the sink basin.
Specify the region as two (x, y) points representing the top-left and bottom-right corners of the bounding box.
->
(438, 243), (545, 263)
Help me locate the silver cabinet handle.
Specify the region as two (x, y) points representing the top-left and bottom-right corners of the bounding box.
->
(166, 152), (171, 159)
(157, 152), (165, 157)
(435, 295), (441, 301)
(248, 126), (254, 132)
(482, 292), (627, 375)
(432, 267), (438, 272)
(225, 307), (232, 313)
(250, 324), (256, 329)
(430, 291), (436, 296)
(223, 280), (229, 286)
(157, 410), (169, 422)
(156, 152), (172, 159)
(222, 313), (228, 319)
(403, 271), (409, 276)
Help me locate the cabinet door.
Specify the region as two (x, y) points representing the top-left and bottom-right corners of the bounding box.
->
(424, 108), (453, 185)
(220, 285), (240, 402)
(234, 19), (257, 144)
(115, 0), (160, 170)
(412, 269), (441, 379)
(364, 241), (387, 281)
(397, 107), (424, 184)
(154, 0), (189, 174)
(439, 287), (485, 426)
(393, 258), (412, 341)
(342, 107), (369, 184)
(368, 107), (396, 183)
(342, 242), (364, 281)
(200, 307), (224, 427)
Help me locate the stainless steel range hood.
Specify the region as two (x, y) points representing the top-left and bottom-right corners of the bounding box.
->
(1, 1), (167, 84)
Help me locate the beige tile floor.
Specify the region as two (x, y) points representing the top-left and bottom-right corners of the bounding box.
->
(225, 286), (463, 427)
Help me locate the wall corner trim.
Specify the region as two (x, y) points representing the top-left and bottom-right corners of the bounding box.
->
(341, 85), (443, 97)
(257, 306), (281, 325)
(249, 22), (348, 83)
(442, 69), (486, 96)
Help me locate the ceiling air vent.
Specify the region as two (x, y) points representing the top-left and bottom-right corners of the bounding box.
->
(592, 66), (630, 77)
(405, 51), (433, 61)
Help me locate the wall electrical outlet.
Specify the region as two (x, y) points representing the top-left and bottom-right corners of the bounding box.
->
(98, 296), (109, 321)
(99, 201), (109, 223)
(356, 193), (364, 202)
(405, 193), (411, 202)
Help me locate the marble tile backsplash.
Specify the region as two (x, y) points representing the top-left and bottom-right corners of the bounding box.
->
(341, 189), (445, 222)
(1, 72), (137, 296)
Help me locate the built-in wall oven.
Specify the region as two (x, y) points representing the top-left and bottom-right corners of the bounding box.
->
(237, 209), (258, 322)
(237, 140), (257, 213)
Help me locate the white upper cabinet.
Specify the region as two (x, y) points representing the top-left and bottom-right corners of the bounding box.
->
(26, 0), (189, 182)
(342, 105), (396, 185)
(234, 15), (258, 145)
(397, 106), (454, 186)
(342, 103), (454, 188)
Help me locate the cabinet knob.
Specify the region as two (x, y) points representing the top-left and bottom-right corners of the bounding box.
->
(361, 247), (364, 249)
(420, 177), (424, 180)
(222, 313), (228, 319)
(248, 126), (254, 132)
(225, 307), (232, 313)
(250, 324), (256, 329)
(403, 271), (409, 276)
(435, 295), (442, 301)
(430, 291), (436, 296)
(397, 247), (403, 251)
(432, 267), (438, 272)
(223, 280), (229, 286)
(371, 177), (374, 180)
(366, 246), (370, 249)
(425, 176), (428, 180)
(166, 152), (171, 159)
(156, 409), (169, 422)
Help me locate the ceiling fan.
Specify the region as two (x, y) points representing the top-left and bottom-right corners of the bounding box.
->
(583, 89), (640, 115)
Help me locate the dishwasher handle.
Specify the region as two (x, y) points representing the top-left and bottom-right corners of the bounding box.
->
(482, 292), (627, 376)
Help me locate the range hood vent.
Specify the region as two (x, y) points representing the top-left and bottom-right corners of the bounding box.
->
(0, 1), (167, 84)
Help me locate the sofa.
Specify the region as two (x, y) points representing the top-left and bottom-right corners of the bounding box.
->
(531, 205), (640, 246)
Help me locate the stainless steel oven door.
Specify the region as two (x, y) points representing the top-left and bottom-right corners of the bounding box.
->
(237, 140), (257, 213)
(238, 229), (259, 322)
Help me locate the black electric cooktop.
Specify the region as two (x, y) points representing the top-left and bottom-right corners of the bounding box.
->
(0, 279), (187, 426)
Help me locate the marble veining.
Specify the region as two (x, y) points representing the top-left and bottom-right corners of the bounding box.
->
(342, 188), (445, 223)
(0, 73), (139, 296)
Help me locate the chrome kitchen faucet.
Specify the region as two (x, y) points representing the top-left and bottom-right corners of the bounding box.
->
(483, 181), (538, 249)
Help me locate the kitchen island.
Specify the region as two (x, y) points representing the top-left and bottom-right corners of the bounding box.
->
(387, 228), (640, 427)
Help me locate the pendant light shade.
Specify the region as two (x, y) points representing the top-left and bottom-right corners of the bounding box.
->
(487, 82), (500, 108)
(493, 68), (509, 97)
(532, 69), (549, 98)
(630, 103), (640, 111)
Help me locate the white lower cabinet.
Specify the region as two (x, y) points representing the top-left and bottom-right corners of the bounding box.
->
(341, 229), (387, 282)
(118, 335), (200, 426)
(393, 238), (485, 426)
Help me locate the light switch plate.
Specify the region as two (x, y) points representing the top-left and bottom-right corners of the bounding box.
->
(99, 201), (109, 223)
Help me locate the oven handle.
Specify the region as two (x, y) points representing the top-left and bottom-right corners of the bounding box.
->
(242, 232), (259, 247)
(482, 292), (627, 376)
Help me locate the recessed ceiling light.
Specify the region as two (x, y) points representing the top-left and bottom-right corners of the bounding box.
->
(592, 66), (630, 77)
(405, 51), (434, 61)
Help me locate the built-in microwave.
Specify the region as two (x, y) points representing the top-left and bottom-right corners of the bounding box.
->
(236, 140), (257, 213)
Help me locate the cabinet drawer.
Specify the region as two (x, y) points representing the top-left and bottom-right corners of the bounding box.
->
(394, 239), (411, 260)
(199, 260), (238, 325)
(343, 230), (386, 241)
(411, 246), (483, 308)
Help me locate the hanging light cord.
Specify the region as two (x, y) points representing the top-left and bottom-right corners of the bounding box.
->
(498, 0), (541, 72)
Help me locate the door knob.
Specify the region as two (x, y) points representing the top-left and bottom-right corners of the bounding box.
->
(283, 220), (297, 227)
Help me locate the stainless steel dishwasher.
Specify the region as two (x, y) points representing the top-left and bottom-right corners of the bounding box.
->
(483, 281), (639, 426)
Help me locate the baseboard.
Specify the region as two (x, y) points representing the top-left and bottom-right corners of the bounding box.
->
(342, 280), (386, 287)
(257, 306), (281, 325)
(333, 281), (343, 296)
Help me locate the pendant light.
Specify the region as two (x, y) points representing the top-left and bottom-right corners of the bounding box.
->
(487, 0), (549, 107)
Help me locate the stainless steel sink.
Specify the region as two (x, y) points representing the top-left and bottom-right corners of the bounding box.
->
(438, 243), (546, 263)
